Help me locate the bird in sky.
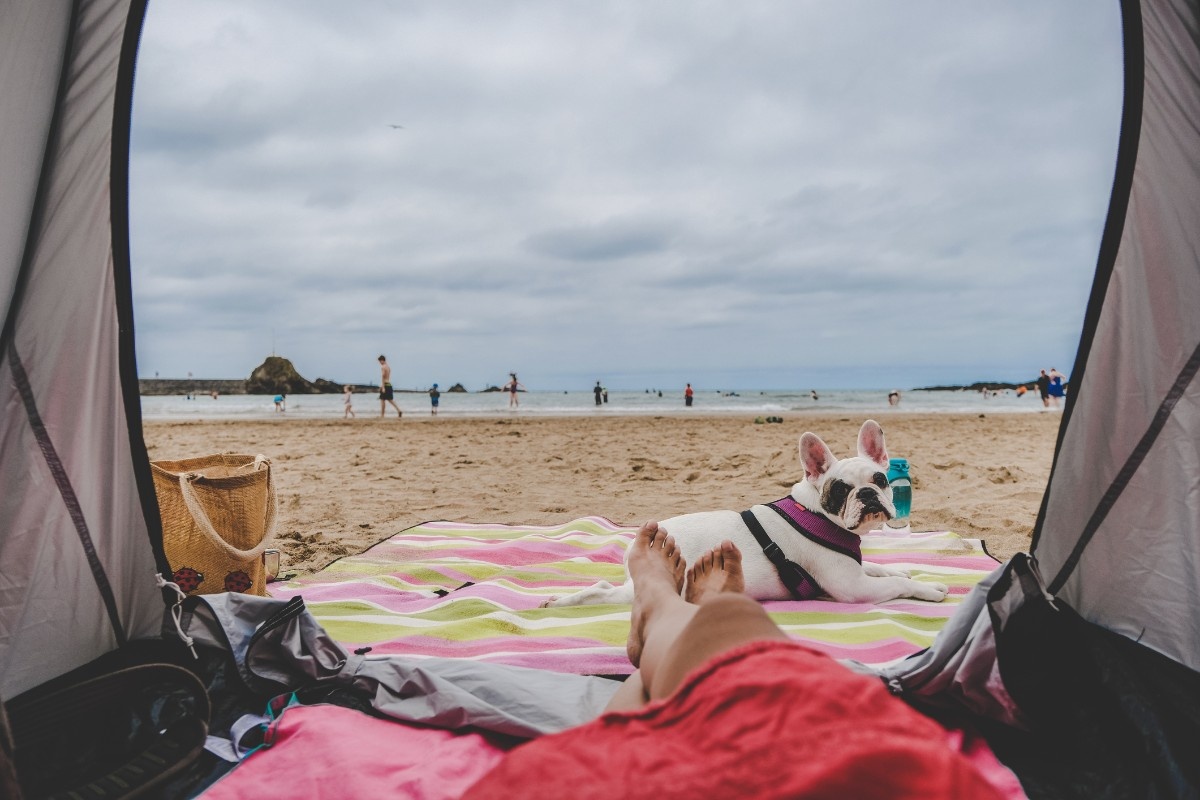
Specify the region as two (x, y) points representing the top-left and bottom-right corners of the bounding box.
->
(388, 124), (405, 129)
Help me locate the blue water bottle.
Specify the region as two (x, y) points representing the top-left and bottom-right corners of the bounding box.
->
(885, 458), (911, 529)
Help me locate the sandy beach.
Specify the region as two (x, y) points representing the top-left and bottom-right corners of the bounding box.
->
(143, 412), (1063, 578)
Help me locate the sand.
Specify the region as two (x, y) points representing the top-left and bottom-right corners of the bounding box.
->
(143, 412), (1063, 578)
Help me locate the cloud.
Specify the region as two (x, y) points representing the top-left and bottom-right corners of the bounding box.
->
(129, 1), (1123, 389)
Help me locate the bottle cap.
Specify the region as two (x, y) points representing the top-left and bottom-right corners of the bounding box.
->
(887, 458), (909, 482)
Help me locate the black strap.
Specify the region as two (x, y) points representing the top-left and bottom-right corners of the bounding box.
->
(740, 510), (822, 600)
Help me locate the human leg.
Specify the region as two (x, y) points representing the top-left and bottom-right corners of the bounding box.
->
(621, 527), (787, 705)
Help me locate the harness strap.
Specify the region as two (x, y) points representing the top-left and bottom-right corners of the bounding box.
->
(739, 509), (823, 600)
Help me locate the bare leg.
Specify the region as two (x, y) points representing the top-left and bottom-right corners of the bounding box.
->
(616, 534), (787, 709)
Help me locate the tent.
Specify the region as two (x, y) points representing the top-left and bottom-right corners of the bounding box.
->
(2, 0), (1198, 797)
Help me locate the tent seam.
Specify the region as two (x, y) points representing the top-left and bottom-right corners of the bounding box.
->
(5, 339), (128, 645)
(1048, 340), (1200, 594)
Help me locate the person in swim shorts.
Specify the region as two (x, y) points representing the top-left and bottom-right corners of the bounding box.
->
(463, 524), (1004, 800)
(1036, 369), (1051, 408)
(429, 383), (440, 416)
(378, 355), (402, 418)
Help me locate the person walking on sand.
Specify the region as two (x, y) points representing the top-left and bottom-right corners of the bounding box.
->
(1036, 369), (1051, 408)
(684, 383), (694, 407)
(378, 355), (402, 418)
(505, 373), (524, 408)
(429, 383), (441, 416)
(343, 385), (355, 419)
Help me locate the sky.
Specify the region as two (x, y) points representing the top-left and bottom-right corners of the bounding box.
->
(129, 1), (1125, 391)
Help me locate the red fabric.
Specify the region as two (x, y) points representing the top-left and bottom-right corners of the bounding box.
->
(464, 640), (1006, 800)
(202, 704), (510, 800)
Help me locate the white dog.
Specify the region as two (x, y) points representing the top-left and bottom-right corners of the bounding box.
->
(543, 420), (947, 607)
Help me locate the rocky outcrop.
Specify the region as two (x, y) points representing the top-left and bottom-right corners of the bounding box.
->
(447, 383), (468, 393)
(246, 356), (326, 394)
(141, 357), (370, 395)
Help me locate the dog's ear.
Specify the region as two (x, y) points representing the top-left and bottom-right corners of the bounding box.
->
(800, 432), (836, 482)
(857, 419), (889, 467)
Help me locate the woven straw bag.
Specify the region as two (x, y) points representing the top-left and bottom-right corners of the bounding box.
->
(151, 454), (277, 596)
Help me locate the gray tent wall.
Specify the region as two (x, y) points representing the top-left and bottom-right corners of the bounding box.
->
(882, 0), (1200, 720)
(0, 0), (167, 699)
(1032, 0), (1200, 671)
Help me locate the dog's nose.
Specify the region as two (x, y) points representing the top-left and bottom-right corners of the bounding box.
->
(856, 487), (878, 502)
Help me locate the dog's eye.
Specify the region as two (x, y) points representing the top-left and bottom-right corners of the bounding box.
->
(823, 479), (853, 514)
(871, 472), (889, 490)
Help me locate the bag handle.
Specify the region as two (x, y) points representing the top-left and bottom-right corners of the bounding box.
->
(177, 456), (276, 562)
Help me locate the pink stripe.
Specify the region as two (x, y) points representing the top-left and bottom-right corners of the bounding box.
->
(417, 516), (626, 532)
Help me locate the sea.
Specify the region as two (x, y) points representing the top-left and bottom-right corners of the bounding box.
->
(139, 388), (1055, 421)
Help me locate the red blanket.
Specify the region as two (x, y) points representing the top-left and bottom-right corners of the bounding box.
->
(464, 641), (1008, 800)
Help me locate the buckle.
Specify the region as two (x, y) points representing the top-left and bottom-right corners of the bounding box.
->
(762, 541), (786, 564)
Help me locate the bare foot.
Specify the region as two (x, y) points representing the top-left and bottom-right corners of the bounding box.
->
(684, 540), (744, 604)
(626, 521), (685, 667)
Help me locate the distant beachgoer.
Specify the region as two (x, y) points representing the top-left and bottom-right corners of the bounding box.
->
(1036, 369), (1051, 408)
(378, 355), (402, 418)
(274, 393), (286, 413)
(1048, 368), (1066, 408)
(1015, 385), (1028, 398)
(810, 390), (818, 401)
(684, 383), (694, 407)
(594, 381), (603, 406)
(505, 373), (525, 407)
(603, 387), (608, 404)
(211, 390), (219, 400)
(429, 383), (441, 416)
(888, 390), (901, 407)
(658, 390), (663, 398)
(343, 385), (355, 419)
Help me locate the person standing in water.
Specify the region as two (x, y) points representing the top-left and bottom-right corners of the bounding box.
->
(429, 383), (441, 416)
(343, 385), (355, 419)
(378, 355), (402, 418)
(505, 373), (524, 408)
(684, 383), (694, 407)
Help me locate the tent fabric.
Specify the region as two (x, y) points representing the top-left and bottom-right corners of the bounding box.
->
(1032, 0), (1200, 671)
(0, 0), (167, 701)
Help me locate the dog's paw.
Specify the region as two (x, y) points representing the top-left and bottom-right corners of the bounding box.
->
(539, 596), (559, 608)
(924, 582), (950, 602)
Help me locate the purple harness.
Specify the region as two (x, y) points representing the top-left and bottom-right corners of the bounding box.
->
(738, 497), (862, 600)
(767, 497), (863, 563)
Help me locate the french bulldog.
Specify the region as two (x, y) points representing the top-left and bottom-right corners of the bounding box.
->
(542, 419), (948, 607)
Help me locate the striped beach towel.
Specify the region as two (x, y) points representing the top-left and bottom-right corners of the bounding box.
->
(268, 518), (999, 675)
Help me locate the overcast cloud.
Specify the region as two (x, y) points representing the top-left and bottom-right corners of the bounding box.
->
(129, 1), (1124, 390)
